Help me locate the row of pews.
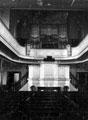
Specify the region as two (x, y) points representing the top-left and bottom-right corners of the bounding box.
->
(0, 91), (88, 120)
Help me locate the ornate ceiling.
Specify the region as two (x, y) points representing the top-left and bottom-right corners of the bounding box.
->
(0, 0), (88, 10)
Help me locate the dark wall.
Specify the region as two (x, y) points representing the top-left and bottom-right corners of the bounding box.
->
(70, 62), (88, 91)
(68, 12), (88, 45)
(0, 59), (1, 84)
(1, 60), (28, 85)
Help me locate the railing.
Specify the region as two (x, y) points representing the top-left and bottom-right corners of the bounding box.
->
(70, 72), (78, 89)
(0, 19), (25, 56)
(12, 71), (28, 91)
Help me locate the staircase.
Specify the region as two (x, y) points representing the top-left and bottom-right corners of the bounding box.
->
(70, 83), (78, 91)
(70, 72), (78, 91)
(19, 82), (78, 91)
(12, 72), (28, 91)
(0, 91), (86, 120)
(24, 92), (81, 120)
(29, 92), (62, 119)
(19, 82), (28, 91)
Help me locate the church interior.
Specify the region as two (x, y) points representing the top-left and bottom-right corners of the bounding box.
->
(0, 0), (88, 119)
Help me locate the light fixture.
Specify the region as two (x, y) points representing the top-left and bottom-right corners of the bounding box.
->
(37, 0), (43, 6)
(47, 3), (51, 6)
(71, 0), (75, 6)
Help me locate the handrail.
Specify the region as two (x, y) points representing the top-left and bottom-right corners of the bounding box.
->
(0, 19), (26, 56)
(12, 71), (28, 91)
(70, 72), (78, 88)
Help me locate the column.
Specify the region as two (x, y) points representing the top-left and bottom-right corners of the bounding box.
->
(28, 65), (33, 91)
(40, 62), (44, 87)
(53, 62), (59, 87)
(66, 44), (72, 56)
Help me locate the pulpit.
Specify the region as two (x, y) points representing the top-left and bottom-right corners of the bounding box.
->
(28, 62), (70, 91)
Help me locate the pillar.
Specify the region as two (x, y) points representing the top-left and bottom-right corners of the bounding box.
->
(40, 62), (45, 87)
(28, 65), (34, 91)
(0, 59), (3, 86)
(66, 44), (72, 56)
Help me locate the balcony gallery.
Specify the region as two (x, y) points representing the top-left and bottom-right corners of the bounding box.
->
(10, 10), (86, 49)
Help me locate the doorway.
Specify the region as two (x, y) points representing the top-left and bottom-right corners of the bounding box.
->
(7, 71), (20, 91)
(77, 72), (88, 91)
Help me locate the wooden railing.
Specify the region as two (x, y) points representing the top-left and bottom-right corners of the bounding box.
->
(12, 72), (28, 91)
(70, 72), (78, 89)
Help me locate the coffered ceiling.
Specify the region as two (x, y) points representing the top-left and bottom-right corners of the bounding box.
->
(0, 0), (88, 10)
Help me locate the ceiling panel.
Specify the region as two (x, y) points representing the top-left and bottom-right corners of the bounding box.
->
(0, 0), (87, 10)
